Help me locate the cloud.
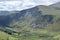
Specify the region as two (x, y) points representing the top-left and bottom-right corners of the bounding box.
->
(0, 0), (60, 11)
(31, 0), (55, 5)
(0, 1), (38, 11)
(49, 0), (60, 3)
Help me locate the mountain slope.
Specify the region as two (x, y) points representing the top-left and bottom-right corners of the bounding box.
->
(38, 5), (60, 16)
(0, 2), (60, 40)
(50, 2), (60, 7)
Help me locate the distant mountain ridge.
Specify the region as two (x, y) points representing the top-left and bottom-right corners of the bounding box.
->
(50, 2), (60, 7)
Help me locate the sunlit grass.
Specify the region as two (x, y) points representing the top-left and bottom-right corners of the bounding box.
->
(0, 31), (8, 40)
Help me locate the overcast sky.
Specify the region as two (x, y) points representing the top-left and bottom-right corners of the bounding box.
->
(0, 0), (60, 11)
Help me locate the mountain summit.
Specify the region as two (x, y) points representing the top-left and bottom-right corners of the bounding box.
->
(50, 2), (60, 7)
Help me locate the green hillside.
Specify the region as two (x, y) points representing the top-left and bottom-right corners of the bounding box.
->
(0, 2), (60, 40)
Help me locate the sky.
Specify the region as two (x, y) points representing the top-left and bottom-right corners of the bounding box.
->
(0, 0), (60, 11)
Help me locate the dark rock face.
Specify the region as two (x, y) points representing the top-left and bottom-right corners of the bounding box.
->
(0, 16), (10, 26)
(0, 7), (54, 28)
(29, 15), (54, 29)
(54, 7), (60, 10)
(42, 15), (53, 23)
